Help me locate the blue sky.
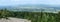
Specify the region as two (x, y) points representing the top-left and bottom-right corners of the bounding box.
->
(0, 0), (60, 6)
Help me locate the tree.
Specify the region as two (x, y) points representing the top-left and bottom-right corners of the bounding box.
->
(0, 9), (13, 19)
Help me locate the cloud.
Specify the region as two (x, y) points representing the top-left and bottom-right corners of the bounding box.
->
(0, 0), (60, 6)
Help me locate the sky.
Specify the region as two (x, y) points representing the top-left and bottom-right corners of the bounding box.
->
(0, 0), (60, 6)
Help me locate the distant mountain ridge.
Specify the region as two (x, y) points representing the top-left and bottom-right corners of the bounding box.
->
(0, 4), (60, 12)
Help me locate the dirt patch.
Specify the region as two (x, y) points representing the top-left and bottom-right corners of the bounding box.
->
(0, 17), (31, 22)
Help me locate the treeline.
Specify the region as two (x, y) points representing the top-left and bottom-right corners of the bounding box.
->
(0, 9), (60, 22)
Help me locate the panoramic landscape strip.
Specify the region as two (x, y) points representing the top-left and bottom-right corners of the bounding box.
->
(0, 9), (60, 22)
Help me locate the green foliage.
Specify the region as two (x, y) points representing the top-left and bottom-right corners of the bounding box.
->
(0, 9), (60, 22)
